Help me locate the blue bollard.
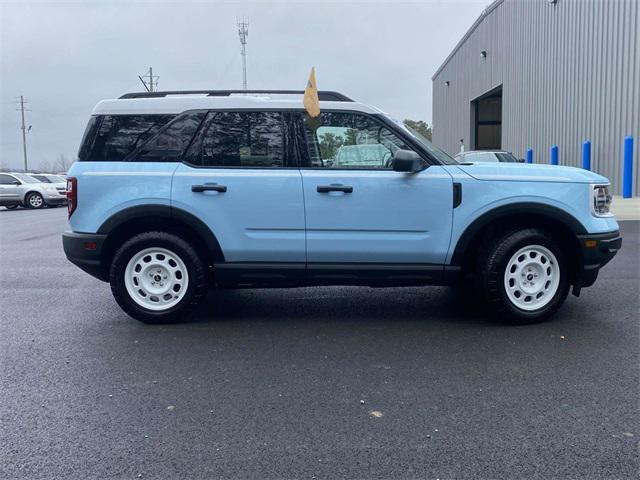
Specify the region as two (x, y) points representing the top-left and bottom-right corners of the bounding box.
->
(526, 148), (533, 164)
(550, 145), (559, 165)
(582, 140), (591, 171)
(623, 136), (634, 198)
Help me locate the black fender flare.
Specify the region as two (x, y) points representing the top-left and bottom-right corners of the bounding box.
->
(97, 204), (224, 261)
(450, 202), (587, 265)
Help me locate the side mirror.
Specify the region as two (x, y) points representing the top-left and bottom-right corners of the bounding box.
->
(12, 180), (21, 186)
(518, 158), (525, 163)
(392, 150), (424, 173)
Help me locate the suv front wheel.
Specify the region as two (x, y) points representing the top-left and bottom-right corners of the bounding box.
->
(477, 228), (570, 324)
(110, 231), (208, 323)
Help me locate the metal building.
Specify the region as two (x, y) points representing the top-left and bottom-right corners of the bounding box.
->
(432, 0), (639, 195)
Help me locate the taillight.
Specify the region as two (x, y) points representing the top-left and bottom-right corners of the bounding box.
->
(67, 177), (77, 217)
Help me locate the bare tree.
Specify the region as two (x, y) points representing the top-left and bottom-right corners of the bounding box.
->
(53, 154), (72, 172)
(39, 159), (52, 172)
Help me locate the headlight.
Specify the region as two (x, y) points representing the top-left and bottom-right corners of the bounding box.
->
(591, 184), (613, 217)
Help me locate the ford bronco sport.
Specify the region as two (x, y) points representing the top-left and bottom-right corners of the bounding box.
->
(62, 90), (621, 324)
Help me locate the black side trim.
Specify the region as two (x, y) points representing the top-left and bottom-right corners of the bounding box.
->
(214, 262), (305, 287)
(308, 263), (445, 286)
(450, 203), (588, 265)
(453, 183), (462, 208)
(213, 262), (457, 288)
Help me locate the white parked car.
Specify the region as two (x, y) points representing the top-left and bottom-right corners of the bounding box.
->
(29, 173), (67, 198)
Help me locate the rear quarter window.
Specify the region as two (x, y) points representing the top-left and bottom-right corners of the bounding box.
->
(78, 114), (175, 161)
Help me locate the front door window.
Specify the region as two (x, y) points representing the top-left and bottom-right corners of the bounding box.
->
(302, 112), (411, 169)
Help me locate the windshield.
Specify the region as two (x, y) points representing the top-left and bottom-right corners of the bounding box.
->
(496, 152), (519, 163)
(48, 175), (66, 183)
(31, 175), (51, 183)
(385, 115), (458, 165)
(14, 174), (40, 183)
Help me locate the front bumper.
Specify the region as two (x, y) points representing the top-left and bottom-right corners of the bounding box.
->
(574, 230), (622, 292)
(62, 231), (108, 281)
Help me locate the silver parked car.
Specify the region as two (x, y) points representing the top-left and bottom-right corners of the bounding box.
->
(0, 172), (67, 209)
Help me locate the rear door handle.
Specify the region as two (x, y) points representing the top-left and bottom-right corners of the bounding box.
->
(192, 183), (227, 193)
(317, 184), (353, 193)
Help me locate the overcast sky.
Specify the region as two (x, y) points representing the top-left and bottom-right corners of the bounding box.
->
(0, 0), (487, 171)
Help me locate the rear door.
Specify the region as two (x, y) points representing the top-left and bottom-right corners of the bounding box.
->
(171, 110), (305, 275)
(297, 111), (454, 271)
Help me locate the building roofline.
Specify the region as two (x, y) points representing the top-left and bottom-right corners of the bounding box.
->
(431, 0), (504, 80)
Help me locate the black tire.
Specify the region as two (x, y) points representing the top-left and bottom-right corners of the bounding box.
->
(476, 228), (570, 325)
(5, 204), (19, 210)
(25, 192), (45, 209)
(109, 231), (208, 324)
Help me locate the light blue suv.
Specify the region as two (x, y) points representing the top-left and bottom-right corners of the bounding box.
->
(63, 90), (621, 324)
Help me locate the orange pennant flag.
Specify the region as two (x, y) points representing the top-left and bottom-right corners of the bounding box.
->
(303, 67), (320, 118)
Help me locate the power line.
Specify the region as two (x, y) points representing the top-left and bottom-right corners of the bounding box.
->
(237, 19), (249, 90)
(138, 67), (159, 92)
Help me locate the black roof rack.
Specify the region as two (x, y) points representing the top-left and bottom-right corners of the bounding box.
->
(119, 90), (353, 102)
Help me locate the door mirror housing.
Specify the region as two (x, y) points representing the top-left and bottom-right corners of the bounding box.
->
(392, 150), (424, 173)
(11, 180), (21, 186)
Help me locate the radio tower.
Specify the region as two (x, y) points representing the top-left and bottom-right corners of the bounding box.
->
(237, 20), (249, 90)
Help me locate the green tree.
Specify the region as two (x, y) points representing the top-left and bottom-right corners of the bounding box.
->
(403, 119), (432, 141)
(318, 132), (344, 159)
(343, 128), (359, 146)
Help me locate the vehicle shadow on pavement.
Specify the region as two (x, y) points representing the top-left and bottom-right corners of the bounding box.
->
(186, 285), (500, 328)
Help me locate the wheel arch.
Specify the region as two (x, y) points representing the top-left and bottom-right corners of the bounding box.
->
(23, 190), (44, 202)
(97, 205), (224, 279)
(451, 203), (586, 280)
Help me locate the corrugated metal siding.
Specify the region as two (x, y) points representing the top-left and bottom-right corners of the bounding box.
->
(432, 0), (639, 195)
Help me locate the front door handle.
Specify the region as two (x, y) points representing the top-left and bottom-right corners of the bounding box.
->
(317, 184), (353, 193)
(192, 183), (227, 193)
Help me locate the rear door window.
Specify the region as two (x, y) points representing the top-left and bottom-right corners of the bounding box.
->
(184, 111), (288, 168)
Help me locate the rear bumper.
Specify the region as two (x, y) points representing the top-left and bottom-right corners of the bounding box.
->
(62, 231), (108, 282)
(45, 197), (67, 206)
(574, 230), (622, 291)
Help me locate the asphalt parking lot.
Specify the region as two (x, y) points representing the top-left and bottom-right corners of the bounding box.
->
(1, 206), (638, 479)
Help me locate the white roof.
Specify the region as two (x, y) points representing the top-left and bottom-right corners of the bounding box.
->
(91, 93), (383, 116)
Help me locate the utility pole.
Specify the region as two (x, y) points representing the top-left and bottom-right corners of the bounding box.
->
(18, 96), (28, 171)
(138, 67), (159, 92)
(237, 20), (249, 90)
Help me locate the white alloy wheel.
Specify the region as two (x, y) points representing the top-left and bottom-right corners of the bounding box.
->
(124, 247), (189, 311)
(29, 194), (43, 208)
(503, 244), (560, 311)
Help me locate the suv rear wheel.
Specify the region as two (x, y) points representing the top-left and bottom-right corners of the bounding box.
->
(109, 231), (207, 323)
(477, 228), (569, 324)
